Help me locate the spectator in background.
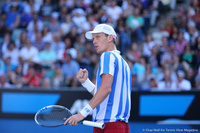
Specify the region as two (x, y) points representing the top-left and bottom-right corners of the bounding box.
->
(194, 35), (200, 69)
(195, 66), (200, 90)
(51, 32), (65, 55)
(1, 0), (24, 14)
(62, 37), (77, 60)
(115, 18), (131, 55)
(18, 2), (33, 29)
(185, 22), (199, 45)
(0, 12), (7, 39)
(60, 14), (73, 36)
(172, 54), (185, 72)
(19, 38), (39, 75)
(152, 25), (169, 46)
(27, 21), (40, 42)
(1, 0), (12, 13)
(41, 25), (53, 43)
(78, 43), (94, 80)
(142, 9), (150, 35)
(164, 17), (174, 35)
(65, 0), (75, 9)
(62, 53), (79, 87)
(39, 0), (54, 22)
(72, 8), (87, 33)
(1, 32), (11, 54)
(97, 6), (109, 24)
(58, 5), (69, 23)
(52, 63), (64, 88)
(0, 56), (5, 74)
(64, 25), (78, 46)
(175, 31), (188, 56)
(148, 45), (159, 75)
(0, 74), (13, 88)
(168, 41), (177, 55)
(181, 45), (194, 68)
(9, 64), (23, 88)
(15, 30), (27, 49)
(5, 2), (20, 31)
(27, 12), (43, 33)
(83, 15), (99, 32)
(90, 1), (102, 16)
(4, 56), (17, 73)
(41, 77), (51, 89)
(160, 36), (169, 54)
(106, 0), (123, 22)
(149, 0), (159, 27)
(49, 12), (60, 34)
(19, 38), (39, 64)
(132, 56), (146, 84)
(22, 66), (42, 87)
(157, 66), (177, 91)
(126, 42), (141, 62)
(131, 71), (139, 90)
(169, 25), (179, 41)
(23, 0), (40, 15)
(39, 41), (56, 68)
(122, 0), (134, 18)
(160, 47), (173, 67)
(186, 67), (196, 88)
(32, 31), (44, 51)
(74, 33), (86, 56)
(142, 34), (155, 58)
(149, 77), (158, 91)
(126, 7), (144, 43)
(105, 16), (115, 28)
(176, 70), (191, 91)
(140, 64), (155, 91)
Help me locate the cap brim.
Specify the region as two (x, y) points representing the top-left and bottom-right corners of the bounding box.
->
(85, 31), (102, 40)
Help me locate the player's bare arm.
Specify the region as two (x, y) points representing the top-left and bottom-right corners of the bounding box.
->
(89, 74), (113, 109)
(65, 74), (113, 126)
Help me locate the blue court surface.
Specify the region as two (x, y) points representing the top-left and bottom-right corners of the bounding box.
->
(1, 118), (200, 133)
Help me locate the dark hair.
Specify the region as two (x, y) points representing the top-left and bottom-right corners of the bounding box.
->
(8, 41), (16, 48)
(104, 34), (116, 44)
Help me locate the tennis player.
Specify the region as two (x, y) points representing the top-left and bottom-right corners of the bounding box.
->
(64, 24), (131, 133)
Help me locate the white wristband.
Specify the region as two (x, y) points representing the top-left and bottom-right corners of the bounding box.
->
(80, 104), (93, 118)
(81, 78), (95, 92)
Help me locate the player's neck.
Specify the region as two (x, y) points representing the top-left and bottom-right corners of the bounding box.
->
(105, 44), (116, 52)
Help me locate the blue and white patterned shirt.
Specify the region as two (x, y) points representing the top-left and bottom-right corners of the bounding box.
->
(93, 50), (131, 123)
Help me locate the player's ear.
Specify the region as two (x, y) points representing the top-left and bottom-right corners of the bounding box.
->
(108, 35), (114, 43)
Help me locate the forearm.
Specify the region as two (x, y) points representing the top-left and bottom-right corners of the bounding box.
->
(79, 85), (111, 118)
(88, 74), (113, 109)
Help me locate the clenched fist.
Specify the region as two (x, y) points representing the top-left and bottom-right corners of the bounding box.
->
(76, 68), (88, 83)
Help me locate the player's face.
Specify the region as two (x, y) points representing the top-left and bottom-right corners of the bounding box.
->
(92, 33), (110, 54)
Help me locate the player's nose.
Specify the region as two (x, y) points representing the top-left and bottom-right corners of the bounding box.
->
(93, 38), (97, 44)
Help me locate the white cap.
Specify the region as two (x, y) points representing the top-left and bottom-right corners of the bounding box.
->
(51, 12), (59, 19)
(177, 70), (185, 77)
(85, 24), (117, 40)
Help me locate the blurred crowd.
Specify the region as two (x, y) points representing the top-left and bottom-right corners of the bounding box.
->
(0, 0), (200, 91)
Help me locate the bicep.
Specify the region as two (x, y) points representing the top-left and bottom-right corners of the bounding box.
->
(101, 74), (113, 90)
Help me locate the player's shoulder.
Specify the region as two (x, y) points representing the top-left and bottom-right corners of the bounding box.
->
(101, 50), (120, 57)
(102, 51), (120, 61)
(100, 51), (112, 58)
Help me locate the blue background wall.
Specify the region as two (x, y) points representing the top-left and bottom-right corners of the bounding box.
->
(1, 89), (200, 133)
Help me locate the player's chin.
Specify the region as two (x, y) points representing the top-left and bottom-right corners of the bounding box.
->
(96, 49), (103, 54)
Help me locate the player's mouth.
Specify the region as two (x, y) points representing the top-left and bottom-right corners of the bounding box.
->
(95, 46), (99, 50)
